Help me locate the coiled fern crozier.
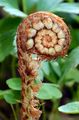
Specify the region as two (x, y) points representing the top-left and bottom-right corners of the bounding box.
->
(17, 12), (70, 120)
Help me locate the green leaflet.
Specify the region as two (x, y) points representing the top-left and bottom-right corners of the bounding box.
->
(36, 83), (62, 100)
(58, 102), (79, 114)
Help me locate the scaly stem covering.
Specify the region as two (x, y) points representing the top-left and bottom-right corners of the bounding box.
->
(17, 12), (70, 120)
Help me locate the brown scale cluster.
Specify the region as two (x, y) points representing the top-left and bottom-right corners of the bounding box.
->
(17, 12), (70, 120)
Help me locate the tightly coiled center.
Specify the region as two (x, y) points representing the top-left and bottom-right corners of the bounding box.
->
(18, 12), (70, 59)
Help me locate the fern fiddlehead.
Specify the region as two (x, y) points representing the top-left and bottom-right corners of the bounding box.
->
(17, 12), (70, 120)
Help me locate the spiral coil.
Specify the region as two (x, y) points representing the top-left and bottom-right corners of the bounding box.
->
(17, 12), (70, 120)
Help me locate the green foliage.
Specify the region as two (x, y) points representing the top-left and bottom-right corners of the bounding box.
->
(52, 3), (79, 14)
(65, 69), (79, 83)
(41, 61), (57, 82)
(50, 61), (61, 77)
(0, 90), (4, 99)
(0, 0), (79, 17)
(0, 0), (26, 17)
(37, 0), (63, 11)
(3, 90), (21, 104)
(0, 90), (21, 104)
(0, 17), (21, 62)
(0, 0), (19, 8)
(36, 83), (62, 100)
(60, 47), (79, 82)
(58, 102), (79, 114)
(70, 29), (79, 49)
(22, 0), (38, 14)
(37, 0), (79, 14)
(6, 78), (22, 91)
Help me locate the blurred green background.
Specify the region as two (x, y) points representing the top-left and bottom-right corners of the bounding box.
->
(0, 0), (79, 120)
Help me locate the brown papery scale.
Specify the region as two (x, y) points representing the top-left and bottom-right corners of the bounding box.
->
(17, 12), (70, 120)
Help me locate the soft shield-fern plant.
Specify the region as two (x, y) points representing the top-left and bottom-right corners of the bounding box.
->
(0, 0), (79, 120)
